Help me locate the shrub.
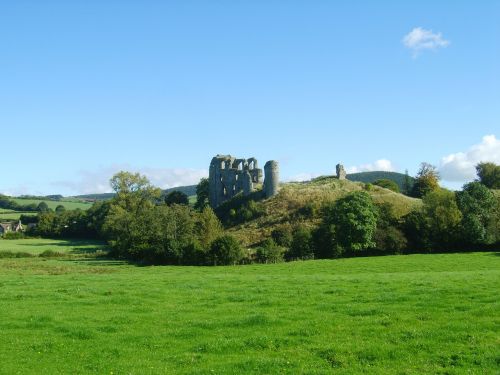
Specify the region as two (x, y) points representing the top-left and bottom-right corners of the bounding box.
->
(271, 225), (293, 247)
(373, 179), (400, 193)
(373, 226), (407, 254)
(209, 235), (245, 265)
(255, 239), (285, 264)
(181, 242), (207, 265)
(312, 225), (343, 259)
(373, 203), (408, 254)
(0, 251), (34, 258)
(215, 192), (265, 226)
(402, 209), (432, 252)
(164, 191), (189, 206)
(39, 250), (65, 258)
(296, 201), (322, 219)
(2, 232), (25, 240)
(287, 226), (314, 260)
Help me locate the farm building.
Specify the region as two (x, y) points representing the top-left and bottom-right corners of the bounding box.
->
(0, 221), (24, 235)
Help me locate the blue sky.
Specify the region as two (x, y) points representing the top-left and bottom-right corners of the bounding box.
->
(1, 1), (499, 195)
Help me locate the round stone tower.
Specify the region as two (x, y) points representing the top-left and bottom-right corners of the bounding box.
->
(264, 160), (279, 198)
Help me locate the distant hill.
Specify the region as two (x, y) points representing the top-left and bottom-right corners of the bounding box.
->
(75, 185), (198, 201)
(347, 171), (415, 191)
(165, 185), (197, 197)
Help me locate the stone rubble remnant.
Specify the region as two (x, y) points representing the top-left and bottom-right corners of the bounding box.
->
(336, 164), (347, 180)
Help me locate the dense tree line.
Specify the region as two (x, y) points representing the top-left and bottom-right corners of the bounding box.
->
(35, 201), (110, 239)
(22, 162), (500, 266)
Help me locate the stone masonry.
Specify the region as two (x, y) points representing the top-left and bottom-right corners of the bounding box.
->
(336, 163), (347, 180)
(209, 155), (279, 208)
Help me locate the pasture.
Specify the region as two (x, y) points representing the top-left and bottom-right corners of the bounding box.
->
(10, 197), (92, 211)
(0, 243), (498, 374)
(0, 198), (92, 221)
(0, 238), (107, 255)
(0, 211), (37, 221)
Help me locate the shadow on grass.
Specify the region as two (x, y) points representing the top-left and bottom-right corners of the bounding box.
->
(64, 258), (128, 266)
(21, 239), (103, 246)
(70, 246), (108, 255)
(485, 252), (500, 256)
(20, 239), (108, 254)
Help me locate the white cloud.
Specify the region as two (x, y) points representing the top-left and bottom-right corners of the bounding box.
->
(347, 159), (396, 174)
(440, 135), (500, 182)
(286, 173), (322, 182)
(403, 27), (450, 57)
(53, 164), (208, 195)
(0, 184), (32, 197)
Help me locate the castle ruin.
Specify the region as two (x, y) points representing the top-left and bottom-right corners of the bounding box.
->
(209, 155), (279, 208)
(336, 163), (347, 180)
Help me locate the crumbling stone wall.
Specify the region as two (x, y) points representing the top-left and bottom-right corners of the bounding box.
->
(209, 155), (278, 208)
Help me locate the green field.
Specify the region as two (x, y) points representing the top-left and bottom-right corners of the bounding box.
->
(0, 241), (498, 374)
(0, 211), (37, 220)
(0, 238), (107, 255)
(0, 198), (93, 221)
(10, 197), (92, 211)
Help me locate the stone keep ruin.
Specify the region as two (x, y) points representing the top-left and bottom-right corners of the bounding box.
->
(209, 155), (279, 208)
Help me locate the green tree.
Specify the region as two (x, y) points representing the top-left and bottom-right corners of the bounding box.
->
(209, 235), (244, 265)
(321, 191), (378, 254)
(411, 163), (440, 198)
(288, 226), (314, 260)
(155, 204), (197, 263)
(164, 191), (189, 206)
(255, 239), (285, 264)
(403, 209), (432, 251)
(403, 169), (413, 195)
(194, 178), (210, 210)
(55, 205), (66, 214)
(476, 162), (500, 189)
(373, 203), (407, 254)
(85, 200), (111, 239)
(196, 206), (223, 250)
(271, 225), (293, 247)
(422, 189), (462, 247)
(36, 212), (58, 236)
(456, 182), (497, 245)
(373, 179), (400, 193)
(37, 201), (50, 212)
(104, 171), (162, 257)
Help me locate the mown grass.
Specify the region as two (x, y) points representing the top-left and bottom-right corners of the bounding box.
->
(0, 246), (498, 374)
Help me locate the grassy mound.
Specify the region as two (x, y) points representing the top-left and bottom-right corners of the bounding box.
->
(228, 176), (421, 247)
